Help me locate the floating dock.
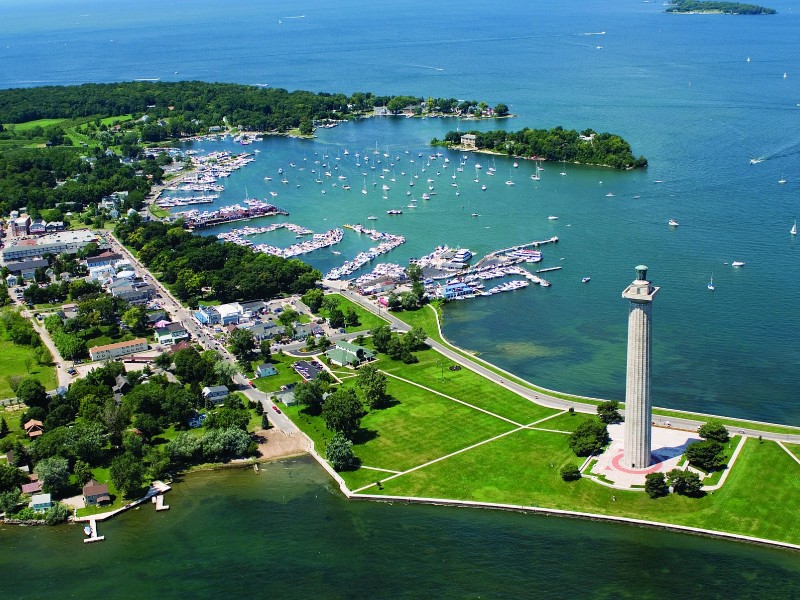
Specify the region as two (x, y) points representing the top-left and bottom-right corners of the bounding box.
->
(83, 518), (104, 543)
(536, 266), (562, 273)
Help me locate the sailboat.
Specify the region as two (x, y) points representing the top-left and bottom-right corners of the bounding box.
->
(707, 274), (715, 291)
(792, 220), (797, 236)
(779, 174), (787, 184)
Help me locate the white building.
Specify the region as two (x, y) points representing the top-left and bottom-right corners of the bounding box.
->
(0, 230), (99, 264)
(89, 338), (148, 361)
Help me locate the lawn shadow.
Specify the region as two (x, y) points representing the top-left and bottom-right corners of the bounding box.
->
(351, 428), (379, 445)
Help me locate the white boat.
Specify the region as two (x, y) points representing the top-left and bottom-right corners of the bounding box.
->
(481, 185), (487, 191)
(792, 220), (797, 235)
(471, 213), (480, 217)
(513, 162), (519, 168)
(505, 180), (515, 186)
(548, 215), (558, 220)
(779, 175), (787, 184)
(581, 277), (591, 283)
(668, 218), (679, 227)
(367, 216), (377, 220)
(731, 261), (746, 267)
(707, 275), (715, 291)
(605, 192), (615, 197)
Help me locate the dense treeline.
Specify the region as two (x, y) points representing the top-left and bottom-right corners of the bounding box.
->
(665, 1), (775, 14)
(0, 82), (505, 133)
(0, 146), (152, 215)
(114, 217), (321, 306)
(436, 127), (647, 169)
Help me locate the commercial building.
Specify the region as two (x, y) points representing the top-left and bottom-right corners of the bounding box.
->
(89, 338), (148, 361)
(325, 341), (375, 367)
(155, 322), (190, 345)
(0, 230), (99, 264)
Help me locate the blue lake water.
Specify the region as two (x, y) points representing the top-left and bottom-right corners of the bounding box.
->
(2, 0), (800, 589)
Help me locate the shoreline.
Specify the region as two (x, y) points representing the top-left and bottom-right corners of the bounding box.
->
(445, 144), (637, 170)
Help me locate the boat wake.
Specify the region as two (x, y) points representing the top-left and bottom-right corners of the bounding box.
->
(390, 63), (444, 72)
(579, 31), (606, 35)
(749, 137), (800, 164)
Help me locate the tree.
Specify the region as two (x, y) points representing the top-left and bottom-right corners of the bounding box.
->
(73, 459), (94, 486)
(101, 401), (131, 446)
(260, 340), (272, 361)
(134, 413), (163, 440)
(494, 103), (510, 117)
(322, 387), (365, 440)
(301, 288), (324, 313)
(121, 306), (148, 333)
(277, 308), (299, 328)
(405, 327), (428, 351)
(328, 307), (345, 330)
(213, 360), (239, 386)
(200, 427), (252, 462)
(228, 328), (255, 363)
(344, 307), (360, 328)
(645, 472), (669, 498)
(597, 400), (623, 425)
(0, 463), (28, 494)
(685, 440), (726, 472)
(205, 406), (249, 431)
(294, 379), (327, 415)
(568, 419), (609, 456)
(0, 490), (22, 514)
(371, 325), (392, 354)
(326, 433), (356, 471)
(356, 364), (388, 409)
(110, 452), (145, 498)
(37, 456), (71, 497)
(698, 420), (730, 444)
(0, 417), (8, 439)
(667, 468), (703, 497)
(16, 377), (48, 410)
(560, 464), (581, 481)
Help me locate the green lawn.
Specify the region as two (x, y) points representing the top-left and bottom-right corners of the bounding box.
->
(377, 347), (557, 425)
(0, 322), (57, 397)
(149, 205), (170, 219)
(318, 293), (387, 333)
(784, 442), (800, 462)
(699, 435), (742, 487)
(532, 410), (597, 432)
(75, 465), (128, 518)
(373, 434), (800, 544)
(5, 118), (66, 131)
(252, 353), (304, 394)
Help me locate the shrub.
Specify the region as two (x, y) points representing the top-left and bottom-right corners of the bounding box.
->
(560, 464), (581, 481)
(644, 472), (669, 498)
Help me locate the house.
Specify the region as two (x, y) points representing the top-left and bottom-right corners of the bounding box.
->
(325, 341), (376, 367)
(83, 480), (111, 506)
(187, 412), (207, 428)
(147, 311), (167, 325)
(373, 106), (389, 116)
(45, 221), (65, 232)
(293, 323), (314, 341)
(202, 385), (229, 405)
(242, 321), (279, 341)
(155, 322), (190, 345)
(23, 419), (44, 439)
(30, 493), (52, 512)
(113, 374), (132, 396)
(274, 383), (297, 406)
(21, 480), (43, 495)
(86, 250), (122, 268)
(255, 363), (278, 378)
(89, 338), (148, 361)
(460, 134), (477, 149)
(5, 274), (18, 287)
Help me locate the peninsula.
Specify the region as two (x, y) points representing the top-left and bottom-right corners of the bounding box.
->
(665, 1), (776, 14)
(433, 127), (647, 169)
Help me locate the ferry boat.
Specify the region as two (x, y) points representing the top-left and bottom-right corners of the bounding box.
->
(451, 248), (473, 263)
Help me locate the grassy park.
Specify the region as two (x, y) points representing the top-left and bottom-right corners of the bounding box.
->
(0, 319), (57, 398)
(279, 313), (800, 545)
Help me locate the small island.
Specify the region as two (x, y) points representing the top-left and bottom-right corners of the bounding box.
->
(665, 1), (776, 14)
(433, 127), (647, 169)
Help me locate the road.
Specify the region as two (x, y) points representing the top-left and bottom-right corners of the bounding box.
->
(330, 283), (800, 444)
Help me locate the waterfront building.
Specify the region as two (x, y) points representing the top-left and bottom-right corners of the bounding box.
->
(441, 282), (474, 299)
(30, 493), (52, 512)
(460, 134), (477, 149)
(82, 480), (111, 506)
(621, 265), (660, 469)
(88, 338), (148, 361)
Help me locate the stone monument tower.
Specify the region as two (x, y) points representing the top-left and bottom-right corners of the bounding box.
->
(621, 265), (659, 469)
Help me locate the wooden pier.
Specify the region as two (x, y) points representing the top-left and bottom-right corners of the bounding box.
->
(83, 518), (104, 543)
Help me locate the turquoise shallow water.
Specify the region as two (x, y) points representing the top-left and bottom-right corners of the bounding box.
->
(2, 0), (800, 588)
(2, 459), (800, 600)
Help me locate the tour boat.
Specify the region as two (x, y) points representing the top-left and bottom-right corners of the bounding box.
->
(668, 218), (679, 227)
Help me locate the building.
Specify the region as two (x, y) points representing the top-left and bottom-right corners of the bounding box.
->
(255, 363), (278, 378)
(243, 321), (279, 341)
(5, 258), (49, 280)
(10, 215), (31, 236)
(89, 338), (149, 361)
(440, 282), (473, 300)
(194, 303), (243, 326)
(30, 493), (52, 512)
(83, 480), (111, 506)
(88, 265), (116, 281)
(5, 274), (18, 287)
(621, 265), (660, 470)
(111, 283), (157, 305)
(325, 341), (375, 367)
(86, 251), (122, 268)
(155, 322), (190, 345)
(0, 230), (99, 264)
(23, 419), (44, 439)
(21, 480), (43, 495)
(29, 219), (46, 235)
(202, 385), (229, 405)
(460, 134), (477, 149)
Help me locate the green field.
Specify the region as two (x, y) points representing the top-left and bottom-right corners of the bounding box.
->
(318, 293), (387, 333)
(252, 352), (304, 394)
(0, 321), (57, 398)
(4, 118), (66, 131)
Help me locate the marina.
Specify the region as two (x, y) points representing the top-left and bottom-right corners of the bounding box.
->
(180, 200), (289, 229)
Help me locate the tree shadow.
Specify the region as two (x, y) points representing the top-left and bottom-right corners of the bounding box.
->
(338, 456), (363, 472)
(351, 428), (378, 445)
(376, 395), (400, 410)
